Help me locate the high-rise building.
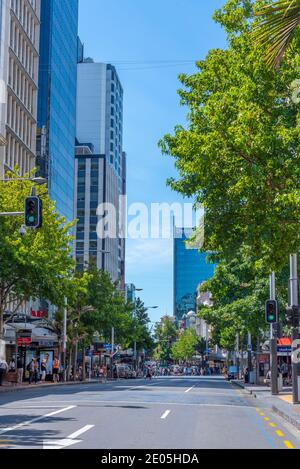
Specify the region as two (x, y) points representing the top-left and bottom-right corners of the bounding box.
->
(75, 61), (126, 284)
(36, 0), (78, 222)
(0, 0), (40, 179)
(173, 227), (216, 322)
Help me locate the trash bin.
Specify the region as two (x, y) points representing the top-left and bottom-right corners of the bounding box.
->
(278, 374), (283, 392)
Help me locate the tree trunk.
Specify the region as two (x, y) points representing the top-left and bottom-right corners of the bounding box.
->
(67, 346), (73, 381)
(73, 339), (78, 381)
(0, 304), (4, 340)
(82, 344), (86, 382)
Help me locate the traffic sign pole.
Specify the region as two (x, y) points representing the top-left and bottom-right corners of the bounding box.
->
(269, 272), (278, 395)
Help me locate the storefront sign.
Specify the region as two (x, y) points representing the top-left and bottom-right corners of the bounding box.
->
(31, 310), (47, 318)
(17, 337), (32, 346)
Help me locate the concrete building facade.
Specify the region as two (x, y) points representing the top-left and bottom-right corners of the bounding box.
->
(75, 61), (126, 285)
(0, 0), (40, 178)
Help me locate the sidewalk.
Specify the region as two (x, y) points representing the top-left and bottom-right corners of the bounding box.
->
(0, 378), (105, 394)
(232, 380), (300, 431)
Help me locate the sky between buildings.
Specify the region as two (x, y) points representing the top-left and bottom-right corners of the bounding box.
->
(78, 0), (227, 323)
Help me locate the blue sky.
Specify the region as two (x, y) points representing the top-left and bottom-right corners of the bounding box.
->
(79, 0), (227, 324)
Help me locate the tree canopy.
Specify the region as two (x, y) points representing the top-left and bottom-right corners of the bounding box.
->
(159, 0), (300, 272)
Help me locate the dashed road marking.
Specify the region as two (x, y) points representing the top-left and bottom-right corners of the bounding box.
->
(269, 423), (276, 428)
(284, 440), (294, 449)
(185, 386), (194, 393)
(276, 430), (285, 438)
(161, 410), (171, 420)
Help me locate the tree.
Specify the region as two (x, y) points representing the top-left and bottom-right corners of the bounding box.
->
(0, 174), (75, 338)
(254, 0), (300, 68)
(198, 248), (290, 350)
(154, 316), (178, 363)
(159, 0), (300, 273)
(171, 328), (200, 363)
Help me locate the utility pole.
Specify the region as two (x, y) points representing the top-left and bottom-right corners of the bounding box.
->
(111, 327), (115, 379)
(236, 330), (240, 379)
(134, 341), (137, 372)
(269, 272), (278, 395)
(63, 296), (67, 382)
(247, 332), (252, 373)
(289, 254), (300, 404)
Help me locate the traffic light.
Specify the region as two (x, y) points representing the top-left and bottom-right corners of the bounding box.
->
(265, 300), (278, 324)
(24, 196), (42, 228)
(285, 305), (300, 328)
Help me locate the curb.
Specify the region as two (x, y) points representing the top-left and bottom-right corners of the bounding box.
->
(272, 404), (300, 431)
(231, 380), (257, 398)
(0, 379), (111, 394)
(231, 380), (300, 431)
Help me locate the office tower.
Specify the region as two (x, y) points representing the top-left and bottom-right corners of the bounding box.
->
(173, 227), (216, 323)
(0, 0), (40, 179)
(75, 61), (126, 284)
(36, 0), (78, 221)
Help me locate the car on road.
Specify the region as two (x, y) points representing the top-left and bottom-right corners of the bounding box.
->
(227, 366), (238, 381)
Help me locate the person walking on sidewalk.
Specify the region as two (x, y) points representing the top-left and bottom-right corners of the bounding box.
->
(53, 357), (60, 383)
(33, 358), (39, 384)
(41, 359), (47, 382)
(0, 358), (8, 386)
(27, 359), (35, 384)
(17, 356), (23, 384)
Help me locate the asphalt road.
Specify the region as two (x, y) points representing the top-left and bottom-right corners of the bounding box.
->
(0, 376), (299, 449)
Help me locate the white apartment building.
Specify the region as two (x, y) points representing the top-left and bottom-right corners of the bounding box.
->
(0, 0), (40, 179)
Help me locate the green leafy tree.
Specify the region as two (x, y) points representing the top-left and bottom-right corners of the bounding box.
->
(159, 0), (300, 273)
(171, 328), (200, 363)
(0, 174), (75, 338)
(198, 248), (289, 350)
(154, 316), (178, 363)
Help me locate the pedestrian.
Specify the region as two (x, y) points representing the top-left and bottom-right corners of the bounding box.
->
(146, 366), (152, 380)
(9, 358), (16, 372)
(33, 359), (39, 384)
(27, 359), (35, 384)
(17, 355), (23, 384)
(41, 359), (47, 382)
(53, 357), (60, 383)
(0, 358), (8, 386)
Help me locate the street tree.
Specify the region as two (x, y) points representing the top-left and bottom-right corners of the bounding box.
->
(198, 248), (290, 350)
(154, 316), (178, 363)
(159, 0), (300, 273)
(0, 173), (75, 338)
(171, 328), (200, 363)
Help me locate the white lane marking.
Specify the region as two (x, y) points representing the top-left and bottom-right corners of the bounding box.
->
(43, 424), (95, 450)
(161, 410), (171, 419)
(43, 438), (81, 450)
(0, 406), (76, 435)
(185, 386), (195, 393)
(67, 425), (95, 440)
(30, 399), (253, 409)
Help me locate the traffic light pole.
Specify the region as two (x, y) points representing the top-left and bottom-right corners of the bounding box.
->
(270, 272), (278, 395)
(290, 254), (300, 404)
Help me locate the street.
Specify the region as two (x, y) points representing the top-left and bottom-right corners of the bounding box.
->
(0, 376), (299, 449)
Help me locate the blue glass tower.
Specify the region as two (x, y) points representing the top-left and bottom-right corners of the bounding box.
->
(37, 0), (79, 222)
(174, 227), (216, 322)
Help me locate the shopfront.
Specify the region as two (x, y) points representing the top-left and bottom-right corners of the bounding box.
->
(4, 323), (59, 381)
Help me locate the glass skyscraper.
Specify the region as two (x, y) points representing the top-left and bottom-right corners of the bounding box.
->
(174, 227), (216, 322)
(37, 0), (78, 222)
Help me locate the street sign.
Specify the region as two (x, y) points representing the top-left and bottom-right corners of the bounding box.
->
(247, 344), (252, 352)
